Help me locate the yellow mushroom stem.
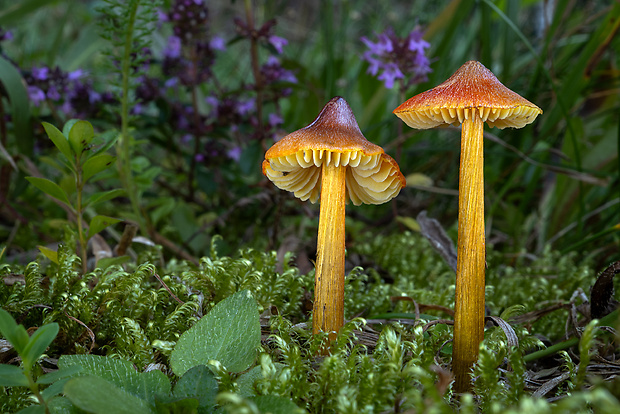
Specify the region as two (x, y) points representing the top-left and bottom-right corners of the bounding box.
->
(313, 161), (347, 348)
(453, 108), (486, 392)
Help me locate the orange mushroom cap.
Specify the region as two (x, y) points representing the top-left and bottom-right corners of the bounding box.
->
(262, 97), (406, 206)
(393, 60), (542, 129)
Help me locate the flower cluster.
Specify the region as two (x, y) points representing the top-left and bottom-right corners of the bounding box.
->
(361, 27), (432, 89)
(233, 17), (288, 55)
(160, 0), (219, 87)
(24, 66), (114, 119)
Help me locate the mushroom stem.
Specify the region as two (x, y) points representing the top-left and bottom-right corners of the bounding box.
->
(313, 162), (347, 347)
(453, 109), (486, 392)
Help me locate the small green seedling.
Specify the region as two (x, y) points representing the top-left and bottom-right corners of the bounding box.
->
(26, 120), (124, 273)
(0, 309), (60, 413)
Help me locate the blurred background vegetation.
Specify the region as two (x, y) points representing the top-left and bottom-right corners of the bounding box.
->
(0, 0), (618, 270)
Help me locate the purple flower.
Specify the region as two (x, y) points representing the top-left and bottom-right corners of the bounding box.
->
(46, 85), (61, 101)
(262, 56), (297, 85)
(377, 63), (404, 89)
(0, 29), (13, 42)
(205, 95), (219, 109)
(165, 36), (182, 58)
(227, 146), (242, 162)
(236, 98), (255, 116)
(210, 36), (226, 51)
(28, 86), (46, 106)
(361, 27), (431, 89)
(168, 0), (209, 41)
(32, 67), (49, 81)
(68, 69), (85, 80)
(268, 112), (283, 127)
(268, 35), (288, 54)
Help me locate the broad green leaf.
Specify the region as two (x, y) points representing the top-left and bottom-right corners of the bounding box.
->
(173, 365), (218, 412)
(250, 395), (305, 414)
(37, 362), (83, 385)
(0, 309), (30, 352)
(87, 215), (122, 239)
(96, 255), (131, 270)
(85, 189), (125, 209)
(47, 396), (78, 414)
(21, 323), (59, 370)
(42, 122), (74, 163)
(170, 290), (260, 376)
(26, 177), (71, 206)
(15, 405), (46, 414)
(0, 55), (32, 155)
(67, 120), (94, 156)
(40, 377), (72, 401)
(62, 119), (79, 137)
(59, 355), (171, 401)
(64, 375), (154, 414)
(38, 245), (59, 264)
(91, 130), (120, 157)
(0, 364), (29, 387)
(82, 154), (116, 182)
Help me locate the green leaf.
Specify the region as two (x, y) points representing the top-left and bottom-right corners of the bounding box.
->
(87, 215), (122, 239)
(173, 365), (218, 412)
(0, 55), (32, 155)
(0, 364), (29, 387)
(16, 405), (46, 414)
(38, 245), (59, 264)
(62, 119), (79, 137)
(42, 122), (75, 164)
(96, 255), (131, 270)
(85, 189), (125, 209)
(91, 130), (120, 157)
(0, 309), (30, 352)
(64, 375), (155, 414)
(26, 177), (71, 206)
(40, 377), (72, 401)
(37, 363), (83, 385)
(82, 154), (116, 182)
(46, 396), (78, 414)
(21, 323), (59, 370)
(154, 396), (200, 414)
(58, 355), (171, 402)
(67, 120), (94, 156)
(170, 290), (260, 376)
(250, 395), (305, 414)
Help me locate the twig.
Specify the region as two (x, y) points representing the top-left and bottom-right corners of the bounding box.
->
(152, 270), (185, 305)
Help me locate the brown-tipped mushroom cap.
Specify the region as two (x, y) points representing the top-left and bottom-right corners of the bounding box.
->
(262, 97), (405, 206)
(393, 60), (542, 129)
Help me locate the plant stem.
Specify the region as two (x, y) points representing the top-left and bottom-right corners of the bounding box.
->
(26, 369), (49, 414)
(244, 0), (265, 149)
(118, 0), (144, 233)
(75, 156), (88, 274)
(453, 109), (486, 392)
(313, 162), (346, 348)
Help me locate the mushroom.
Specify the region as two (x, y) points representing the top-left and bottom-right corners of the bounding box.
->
(262, 96), (406, 348)
(393, 61), (542, 391)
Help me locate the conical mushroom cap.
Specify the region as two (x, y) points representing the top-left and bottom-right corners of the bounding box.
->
(262, 97), (405, 206)
(393, 60), (542, 129)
